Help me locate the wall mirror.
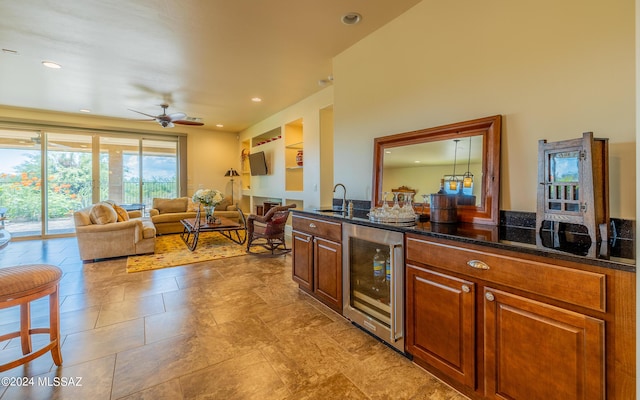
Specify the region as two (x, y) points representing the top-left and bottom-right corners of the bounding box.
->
(372, 115), (502, 225)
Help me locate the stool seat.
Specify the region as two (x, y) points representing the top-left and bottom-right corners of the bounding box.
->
(0, 264), (62, 300)
(0, 264), (63, 372)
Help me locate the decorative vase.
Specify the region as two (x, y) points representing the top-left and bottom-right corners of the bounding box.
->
(296, 150), (303, 166)
(204, 205), (216, 224)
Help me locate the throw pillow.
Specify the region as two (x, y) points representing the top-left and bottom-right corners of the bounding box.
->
(112, 204), (130, 222)
(89, 202), (117, 225)
(214, 197), (231, 211)
(187, 198), (203, 212)
(154, 197), (188, 214)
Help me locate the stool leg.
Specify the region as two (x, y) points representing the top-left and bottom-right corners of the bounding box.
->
(19, 303), (32, 355)
(49, 287), (62, 366)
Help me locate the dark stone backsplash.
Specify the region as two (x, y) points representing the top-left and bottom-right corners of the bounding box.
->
(333, 199), (634, 260)
(499, 210), (634, 240)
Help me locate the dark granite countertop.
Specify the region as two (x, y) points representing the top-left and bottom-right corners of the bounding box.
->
(293, 208), (635, 273)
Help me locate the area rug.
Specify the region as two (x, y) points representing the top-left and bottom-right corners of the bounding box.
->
(126, 232), (255, 273)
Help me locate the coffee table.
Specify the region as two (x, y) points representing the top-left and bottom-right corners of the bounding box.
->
(180, 211), (247, 251)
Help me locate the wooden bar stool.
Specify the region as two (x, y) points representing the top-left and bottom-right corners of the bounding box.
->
(0, 264), (63, 372)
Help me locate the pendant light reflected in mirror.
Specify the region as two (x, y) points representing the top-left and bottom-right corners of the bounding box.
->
(463, 136), (474, 189)
(448, 139), (460, 191)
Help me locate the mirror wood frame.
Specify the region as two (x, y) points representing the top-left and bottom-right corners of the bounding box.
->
(372, 115), (502, 225)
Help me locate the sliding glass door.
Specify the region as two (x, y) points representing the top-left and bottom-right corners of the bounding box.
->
(141, 139), (178, 207)
(100, 137), (178, 211)
(46, 132), (94, 235)
(0, 128), (180, 239)
(99, 136), (141, 205)
(0, 129), (43, 237)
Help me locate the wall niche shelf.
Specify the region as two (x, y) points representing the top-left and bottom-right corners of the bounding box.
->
(285, 118), (304, 192)
(239, 118), (306, 216)
(285, 141), (304, 150)
(252, 127), (282, 148)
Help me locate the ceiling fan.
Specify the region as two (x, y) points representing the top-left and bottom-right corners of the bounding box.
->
(128, 104), (204, 128)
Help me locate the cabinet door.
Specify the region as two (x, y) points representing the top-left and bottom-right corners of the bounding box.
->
(292, 230), (313, 292)
(406, 264), (476, 388)
(313, 237), (342, 312)
(484, 288), (605, 400)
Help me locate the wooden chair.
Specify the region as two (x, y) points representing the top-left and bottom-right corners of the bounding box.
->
(0, 264), (63, 372)
(246, 204), (296, 254)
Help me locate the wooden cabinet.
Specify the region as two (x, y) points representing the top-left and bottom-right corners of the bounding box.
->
(405, 233), (634, 400)
(483, 288), (604, 400)
(406, 265), (476, 388)
(313, 237), (342, 310)
(291, 214), (342, 312)
(292, 230), (313, 292)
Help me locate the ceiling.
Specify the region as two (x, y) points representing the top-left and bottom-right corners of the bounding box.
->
(0, 0), (421, 133)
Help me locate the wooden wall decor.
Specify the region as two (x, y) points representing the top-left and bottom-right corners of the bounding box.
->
(536, 132), (609, 254)
(390, 185), (416, 202)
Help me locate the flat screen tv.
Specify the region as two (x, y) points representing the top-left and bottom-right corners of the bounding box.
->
(248, 151), (268, 176)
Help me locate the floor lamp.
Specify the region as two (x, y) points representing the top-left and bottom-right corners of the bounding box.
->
(224, 168), (240, 204)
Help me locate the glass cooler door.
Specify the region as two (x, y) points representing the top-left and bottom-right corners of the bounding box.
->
(348, 237), (393, 327)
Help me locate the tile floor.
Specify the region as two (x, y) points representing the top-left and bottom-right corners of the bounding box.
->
(0, 237), (467, 399)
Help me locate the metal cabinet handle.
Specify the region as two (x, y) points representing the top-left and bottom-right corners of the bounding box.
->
(467, 260), (490, 270)
(309, 223), (316, 228)
(485, 292), (495, 302)
(461, 284), (470, 293)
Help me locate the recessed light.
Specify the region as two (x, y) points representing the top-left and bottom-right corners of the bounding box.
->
(385, 150), (392, 154)
(42, 61), (62, 69)
(216, 124), (224, 128)
(341, 12), (362, 25)
(251, 97), (262, 103)
(414, 160), (421, 163)
(79, 109), (91, 113)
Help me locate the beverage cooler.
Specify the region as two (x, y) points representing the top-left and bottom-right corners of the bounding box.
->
(342, 222), (405, 353)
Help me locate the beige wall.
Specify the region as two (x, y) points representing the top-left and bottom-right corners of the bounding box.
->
(333, 0), (636, 219)
(0, 105), (240, 199)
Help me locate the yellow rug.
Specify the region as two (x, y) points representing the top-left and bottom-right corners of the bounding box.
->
(126, 232), (253, 273)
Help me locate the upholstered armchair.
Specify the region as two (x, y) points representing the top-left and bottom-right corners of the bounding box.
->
(246, 204), (296, 254)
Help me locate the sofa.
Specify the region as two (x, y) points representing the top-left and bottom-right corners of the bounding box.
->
(149, 197), (240, 235)
(74, 202), (156, 262)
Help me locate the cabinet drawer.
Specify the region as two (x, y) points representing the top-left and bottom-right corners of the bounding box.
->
(292, 214), (342, 242)
(406, 235), (606, 312)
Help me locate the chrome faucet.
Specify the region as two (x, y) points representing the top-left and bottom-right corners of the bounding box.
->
(333, 183), (347, 211)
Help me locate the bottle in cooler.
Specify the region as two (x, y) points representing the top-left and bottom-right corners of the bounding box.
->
(372, 248), (385, 290)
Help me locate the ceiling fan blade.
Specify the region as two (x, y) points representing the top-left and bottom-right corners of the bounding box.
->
(168, 112), (187, 121)
(128, 109), (159, 119)
(174, 119), (205, 126)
